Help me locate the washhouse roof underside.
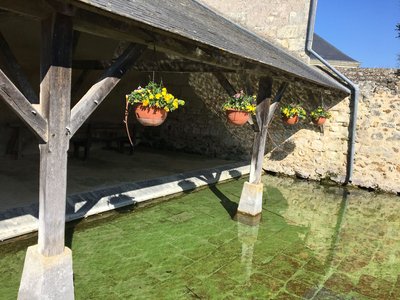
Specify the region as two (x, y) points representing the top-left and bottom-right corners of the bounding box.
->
(2, 0), (349, 93)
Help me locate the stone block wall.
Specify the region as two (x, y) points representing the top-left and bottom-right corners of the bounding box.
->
(200, 0), (311, 61)
(342, 68), (400, 193)
(264, 68), (399, 194)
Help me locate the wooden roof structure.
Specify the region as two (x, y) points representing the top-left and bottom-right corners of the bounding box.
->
(0, 1), (350, 298)
(69, 0), (349, 93)
(2, 0), (349, 93)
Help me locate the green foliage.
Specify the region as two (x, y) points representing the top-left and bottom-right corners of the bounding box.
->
(310, 106), (332, 120)
(396, 23), (400, 38)
(126, 81), (185, 112)
(280, 104), (307, 119)
(222, 90), (256, 114)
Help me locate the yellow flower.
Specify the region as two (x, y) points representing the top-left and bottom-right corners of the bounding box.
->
(173, 99), (179, 109)
(164, 107), (170, 112)
(165, 93), (172, 103)
(162, 88), (167, 96)
(155, 102), (160, 108)
(149, 94), (154, 100)
(155, 93), (161, 99)
(142, 99), (149, 106)
(245, 105), (254, 112)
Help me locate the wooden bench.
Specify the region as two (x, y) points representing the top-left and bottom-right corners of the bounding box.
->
(71, 123), (134, 159)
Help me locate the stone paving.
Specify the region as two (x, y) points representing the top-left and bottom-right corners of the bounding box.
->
(0, 146), (242, 240)
(1, 175), (399, 299)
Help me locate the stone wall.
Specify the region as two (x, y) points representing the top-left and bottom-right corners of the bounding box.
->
(264, 68), (400, 194)
(200, 0), (311, 61)
(342, 68), (400, 193)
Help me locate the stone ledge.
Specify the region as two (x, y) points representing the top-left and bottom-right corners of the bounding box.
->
(0, 162), (250, 241)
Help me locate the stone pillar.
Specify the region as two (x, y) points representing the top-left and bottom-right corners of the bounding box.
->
(18, 246), (74, 300)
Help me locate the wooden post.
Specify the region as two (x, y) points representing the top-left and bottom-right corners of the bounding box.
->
(38, 12), (73, 256)
(249, 77), (273, 184)
(237, 77), (273, 217)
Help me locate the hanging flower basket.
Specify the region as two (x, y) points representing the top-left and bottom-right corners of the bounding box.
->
(310, 106), (331, 126)
(126, 81), (185, 127)
(225, 109), (250, 126)
(222, 90), (256, 126)
(312, 117), (327, 126)
(280, 104), (306, 125)
(282, 115), (299, 125)
(134, 105), (168, 126)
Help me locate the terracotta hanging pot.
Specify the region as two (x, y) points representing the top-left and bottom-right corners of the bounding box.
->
(312, 117), (326, 126)
(282, 115), (299, 125)
(134, 105), (168, 126)
(225, 109), (250, 126)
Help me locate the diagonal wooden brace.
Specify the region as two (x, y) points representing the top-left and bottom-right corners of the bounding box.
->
(69, 43), (147, 136)
(266, 82), (288, 126)
(0, 69), (47, 143)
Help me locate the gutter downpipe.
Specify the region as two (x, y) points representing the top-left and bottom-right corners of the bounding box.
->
(306, 0), (359, 184)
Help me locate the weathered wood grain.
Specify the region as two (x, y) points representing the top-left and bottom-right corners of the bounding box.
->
(249, 77), (273, 184)
(38, 13), (73, 257)
(69, 43), (146, 136)
(0, 69), (47, 142)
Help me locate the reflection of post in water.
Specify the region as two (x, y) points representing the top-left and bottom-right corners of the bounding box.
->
(324, 187), (349, 267)
(236, 214), (261, 283)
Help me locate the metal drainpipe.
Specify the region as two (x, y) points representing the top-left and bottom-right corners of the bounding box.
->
(306, 0), (359, 184)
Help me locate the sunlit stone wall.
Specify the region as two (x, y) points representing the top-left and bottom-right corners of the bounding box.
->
(200, 0), (311, 61)
(342, 68), (400, 193)
(264, 68), (399, 194)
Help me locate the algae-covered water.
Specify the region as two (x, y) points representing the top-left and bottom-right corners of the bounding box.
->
(1, 175), (399, 299)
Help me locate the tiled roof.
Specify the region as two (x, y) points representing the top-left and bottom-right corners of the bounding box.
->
(311, 33), (359, 64)
(72, 0), (349, 93)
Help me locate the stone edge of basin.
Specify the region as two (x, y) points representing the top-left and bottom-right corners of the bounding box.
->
(0, 162), (250, 241)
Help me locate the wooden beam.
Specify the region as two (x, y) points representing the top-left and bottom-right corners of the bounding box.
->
(213, 72), (236, 96)
(266, 82), (289, 125)
(0, 32), (39, 104)
(38, 12), (73, 257)
(0, 0), (52, 19)
(69, 43), (146, 136)
(249, 77), (273, 184)
(72, 9), (245, 71)
(0, 69), (47, 142)
(72, 59), (235, 73)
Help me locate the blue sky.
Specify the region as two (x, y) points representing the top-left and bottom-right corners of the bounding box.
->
(315, 0), (399, 68)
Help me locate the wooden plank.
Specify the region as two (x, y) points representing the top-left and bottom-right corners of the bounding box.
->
(69, 43), (146, 136)
(38, 13), (73, 257)
(0, 32), (39, 104)
(249, 77), (273, 184)
(0, 69), (47, 142)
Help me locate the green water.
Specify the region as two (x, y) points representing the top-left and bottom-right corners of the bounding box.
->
(1, 175), (399, 299)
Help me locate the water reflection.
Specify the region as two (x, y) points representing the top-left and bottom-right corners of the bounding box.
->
(1, 175), (399, 299)
(237, 216), (260, 283)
